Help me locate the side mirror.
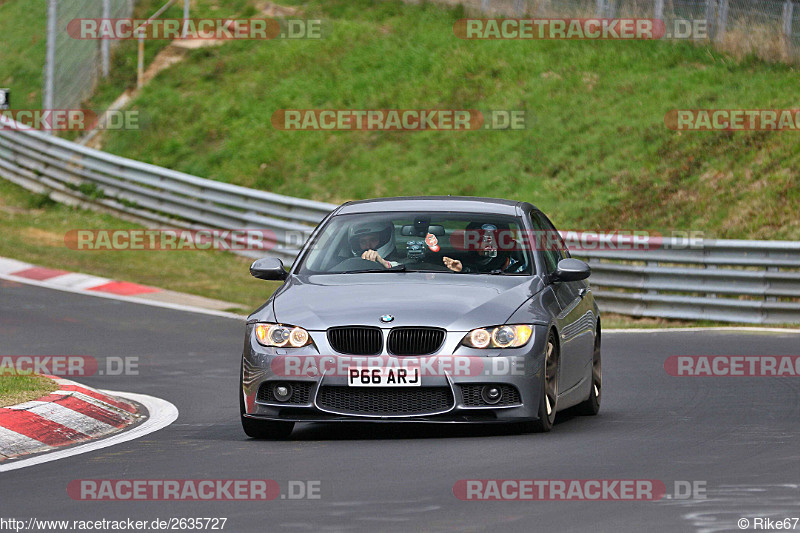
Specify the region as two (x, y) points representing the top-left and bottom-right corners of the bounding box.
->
(553, 258), (590, 282)
(250, 257), (288, 281)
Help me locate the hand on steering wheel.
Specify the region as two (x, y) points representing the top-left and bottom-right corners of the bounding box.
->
(362, 249), (390, 268)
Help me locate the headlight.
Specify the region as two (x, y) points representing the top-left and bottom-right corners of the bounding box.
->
(461, 325), (533, 349)
(255, 323), (313, 348)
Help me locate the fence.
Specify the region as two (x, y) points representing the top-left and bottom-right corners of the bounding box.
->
(43, 0), (136, 112)
(450, 0), (800, 59)
(0, 120), (799, 323)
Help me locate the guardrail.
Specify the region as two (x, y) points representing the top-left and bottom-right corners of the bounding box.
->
(0, 120), (798, 323)
(571, 241), (800, 324)
(0, 119), (334, 263)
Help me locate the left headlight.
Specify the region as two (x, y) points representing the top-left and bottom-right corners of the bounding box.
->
(254, 323), (313, 348)
(461, 325), (533, 349)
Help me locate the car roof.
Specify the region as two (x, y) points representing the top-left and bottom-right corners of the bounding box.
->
(335, 196), (533, 216)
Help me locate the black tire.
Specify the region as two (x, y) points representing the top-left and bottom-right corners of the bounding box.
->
(530, 330), (559, 433)
(239, 368), (294, 439)
(576, 323), (601, 416)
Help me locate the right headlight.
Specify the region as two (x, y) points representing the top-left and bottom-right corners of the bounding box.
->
(254, 323), (313, 348)
(461, 325), (533, 349)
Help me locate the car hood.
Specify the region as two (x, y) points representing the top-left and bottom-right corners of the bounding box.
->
(261, 272), (545, 331)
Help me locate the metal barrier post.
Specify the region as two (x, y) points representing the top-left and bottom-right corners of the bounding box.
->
(137, 33), (145, 89)
(182, 0), (191, 39)
(102, 0), (111, 77)
(44, 0), (58, 115)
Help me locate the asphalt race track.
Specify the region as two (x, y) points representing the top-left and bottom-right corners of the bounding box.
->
(1, 280), (799, 533)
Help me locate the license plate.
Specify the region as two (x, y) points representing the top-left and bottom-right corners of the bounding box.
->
(348, 367), (421, 387)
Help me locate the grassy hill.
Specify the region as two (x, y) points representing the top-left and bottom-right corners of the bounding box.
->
(89, 0), (800, 239)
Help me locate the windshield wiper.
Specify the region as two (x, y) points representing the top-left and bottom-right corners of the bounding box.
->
(342, 264), (407, 274)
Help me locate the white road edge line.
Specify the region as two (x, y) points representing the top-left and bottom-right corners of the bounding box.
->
(0, 390), (178, 473)
(605, 326), (800, 334)
(0, 273), (246, 321)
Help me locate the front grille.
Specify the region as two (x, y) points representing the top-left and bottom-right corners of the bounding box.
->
(257, 381), (314, 405)
(387, 327), (445, 355)
(460, 384), (522, 407)
(316, 386), (454, 416)
(327, 326), (382, 355)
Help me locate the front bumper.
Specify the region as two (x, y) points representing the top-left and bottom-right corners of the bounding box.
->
(241, 324), (549, 423)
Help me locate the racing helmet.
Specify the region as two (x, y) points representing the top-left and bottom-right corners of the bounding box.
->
(465, 221), (509, 258)
(348, 220), (395, 258)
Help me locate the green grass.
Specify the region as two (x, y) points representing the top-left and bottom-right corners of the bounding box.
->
(89, 0), (800, 240)
(86, 0), (260, 113)
(0, 178), (281, 313)
(0, 0), (47, 109)
(0, 0), (259, 113)
(0, 374), (58, 408)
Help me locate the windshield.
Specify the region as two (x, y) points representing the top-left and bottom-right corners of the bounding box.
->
(296, 212), (534, 275)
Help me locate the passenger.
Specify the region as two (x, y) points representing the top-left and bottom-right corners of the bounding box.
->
(442, 223), (526, 273)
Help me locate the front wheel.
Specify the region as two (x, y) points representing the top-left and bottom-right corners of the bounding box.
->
(529, 330), (559, 433)
(576, 326), (601, 416)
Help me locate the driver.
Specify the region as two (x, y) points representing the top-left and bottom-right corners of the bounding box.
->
(442, 223), (526, 274)
(348, 220), (401, 269)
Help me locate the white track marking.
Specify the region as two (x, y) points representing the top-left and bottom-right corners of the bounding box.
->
(46, 272), (112, 290)
(4, 401), (116, 435)
(0, 257), (34, 275)
(50, 390), (138, 416)
(0, 391), (178, 472)
(606, 326), (800, 334)
(0, 427), (52, 458)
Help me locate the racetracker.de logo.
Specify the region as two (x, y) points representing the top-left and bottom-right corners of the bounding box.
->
(270, 355), (524, 378)
(64, 229), (278, 251)
(271, 109), (526, 131)
(449, 229), (668, 252)
(0, 355), (138, 376)
(454, 18), (666, 39)
(67, 18), (325, 40)
(453, 479), (667, 500)
(0, 110), (138, 131)
(664, 356), (800, 376)
(665, 109), (800, 131)
(68, 480), (280, 500)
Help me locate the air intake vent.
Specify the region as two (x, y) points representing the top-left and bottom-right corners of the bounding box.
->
(317, 386), (454, 416)
(257, 381), (314, 405)
(327, 326), (382, 355)
(387, 327), (445, 355)
(460, 384), (522, 407)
